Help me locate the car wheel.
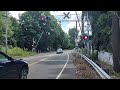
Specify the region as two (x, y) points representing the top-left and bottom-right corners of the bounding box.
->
(20, 67), (28, 79)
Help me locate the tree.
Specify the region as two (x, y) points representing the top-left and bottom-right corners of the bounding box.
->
(19, 11), (69, 51)
(0, 11), (14, 49)
(9, 16), (20, 47)
(68, 27), (79, 49)
(86, 11), (120, 72)
(86, 11), (119, 52)
(0, 11), (6, 47)
(112, 16), (120, 73)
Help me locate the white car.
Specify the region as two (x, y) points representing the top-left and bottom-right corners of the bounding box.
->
(56, 48), (63, 54)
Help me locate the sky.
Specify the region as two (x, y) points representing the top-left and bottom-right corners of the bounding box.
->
(9, 11), (82, 34)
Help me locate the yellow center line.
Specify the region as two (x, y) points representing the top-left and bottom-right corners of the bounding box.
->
(28, 57), (48, 67)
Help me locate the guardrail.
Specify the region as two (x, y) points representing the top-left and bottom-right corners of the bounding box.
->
(76, 51), (111, 79)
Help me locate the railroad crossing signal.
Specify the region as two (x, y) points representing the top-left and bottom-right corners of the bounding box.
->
(40, 16), (44, 21)
(83, 36), (88, 40)
(46, 16), (51, 20)
(63, 12), (71, 19)
(40, 16), (51, 21)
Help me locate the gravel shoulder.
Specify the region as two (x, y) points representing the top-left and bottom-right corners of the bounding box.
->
(71, 52), (101, 79)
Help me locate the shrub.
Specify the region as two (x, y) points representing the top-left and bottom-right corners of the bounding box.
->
(90, 51), (98, 62)
(1, 47), (36, 58)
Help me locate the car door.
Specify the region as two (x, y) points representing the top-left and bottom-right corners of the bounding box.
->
(0, 53), (19, 79)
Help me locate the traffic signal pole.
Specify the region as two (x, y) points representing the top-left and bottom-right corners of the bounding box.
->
(5, 11), (8, 54)
(112, 16), (120, 73)
(34, 31), (44, 52)
(75, 21), (78, 48)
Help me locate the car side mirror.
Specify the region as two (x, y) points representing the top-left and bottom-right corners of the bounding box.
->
(20, 59), (23, 60)
(9, 57), (14, 61)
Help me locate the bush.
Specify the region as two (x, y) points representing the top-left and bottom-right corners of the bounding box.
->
(69, 43), (74, 49)
(9, 45), (13, 49)
(90, 51), (98, 62)
(0, 47), (5, 52)
(1, 47), (36, 58)
(9, 47), (36, 57)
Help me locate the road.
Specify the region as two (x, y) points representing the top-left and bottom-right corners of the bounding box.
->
(23, 50), (76, 79)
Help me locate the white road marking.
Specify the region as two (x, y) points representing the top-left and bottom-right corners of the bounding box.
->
(39, 60), (72, 62)
(23, 54), (56, 60)
(28, 54), (56, 67)
(56, 53), (69, 79)
(28, 58), (48, 67)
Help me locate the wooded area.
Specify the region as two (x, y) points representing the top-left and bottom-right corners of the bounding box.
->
(0, 11), (76, 52)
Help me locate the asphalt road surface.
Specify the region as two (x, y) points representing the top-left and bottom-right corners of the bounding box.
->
(24, 50), (76, 79)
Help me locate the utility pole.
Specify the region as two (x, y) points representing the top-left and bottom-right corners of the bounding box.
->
(5, 11), (8, 54)
(32, 38), (35, 52)
(81, 11), (85, 54)
(75, 21), (78, 48)
(81, 11), (85, 37)
(112, 16), (120, 73)
(86, 13), (91, 57)
(86, 12), (89, 57)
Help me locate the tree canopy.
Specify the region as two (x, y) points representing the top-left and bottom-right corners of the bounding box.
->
(0, 11), (71, 52)
(85, 11), (120, 52)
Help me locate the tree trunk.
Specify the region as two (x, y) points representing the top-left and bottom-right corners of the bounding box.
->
(112, 16), (120, 73)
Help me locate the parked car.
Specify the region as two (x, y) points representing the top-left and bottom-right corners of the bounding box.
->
(0, 51), (29, 79)
(56, 48), (63, 54)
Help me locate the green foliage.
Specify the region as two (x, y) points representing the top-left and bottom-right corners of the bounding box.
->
(68, 27), (79, 48)
(1, 47), (36, 58)
(0, 11), (71, 58)
(18, 11), (70, 51)
(86, 11), (119, 52)
(0, 11), (18, 48)
(9, 47), (35, 58)
(69, 43), (74, 49)
(90, 51), (98, 61)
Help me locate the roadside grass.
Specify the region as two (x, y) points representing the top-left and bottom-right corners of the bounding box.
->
(77, 49), (120, 79)
(72, 52), (101, 79)
(96, 60), (120, 79)
(0, 47), (37, 59)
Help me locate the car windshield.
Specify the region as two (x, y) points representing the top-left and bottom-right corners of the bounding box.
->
(0, 54), (8, 62)
(1, 11), (118, 79)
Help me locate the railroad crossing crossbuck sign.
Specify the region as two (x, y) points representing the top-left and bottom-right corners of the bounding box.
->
(63, 12), (71, 19)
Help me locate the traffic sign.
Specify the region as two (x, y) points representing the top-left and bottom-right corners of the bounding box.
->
(63, 12), (70, 19)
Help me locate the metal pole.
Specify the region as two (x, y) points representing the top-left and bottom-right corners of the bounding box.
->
(75, 21), (77, 48)
(112, 16), (120, 72)
(5, 11), (8, 54)
(87, 26), (90, 57)
(34, 31), (44, 51)
(81, 12), (85, 54)
(32, 38), (35, 52)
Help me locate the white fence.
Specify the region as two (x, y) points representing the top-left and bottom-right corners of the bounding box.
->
(98, 51), (113, 66)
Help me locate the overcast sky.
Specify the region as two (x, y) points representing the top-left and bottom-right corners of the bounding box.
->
(9, 11), (82, 34)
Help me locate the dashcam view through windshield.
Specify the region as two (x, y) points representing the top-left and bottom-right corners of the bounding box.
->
(0, 11), (119, 79)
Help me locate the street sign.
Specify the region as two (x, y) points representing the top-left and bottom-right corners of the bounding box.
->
(63, 12), (70, 19)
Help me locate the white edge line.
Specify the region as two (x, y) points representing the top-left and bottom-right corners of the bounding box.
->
(56, 53), (69, 79)
(39, 60), (72, 61)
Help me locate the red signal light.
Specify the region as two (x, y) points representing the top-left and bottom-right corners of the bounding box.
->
(40, 16), (44, 21)
(83, 36), (88, 40)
